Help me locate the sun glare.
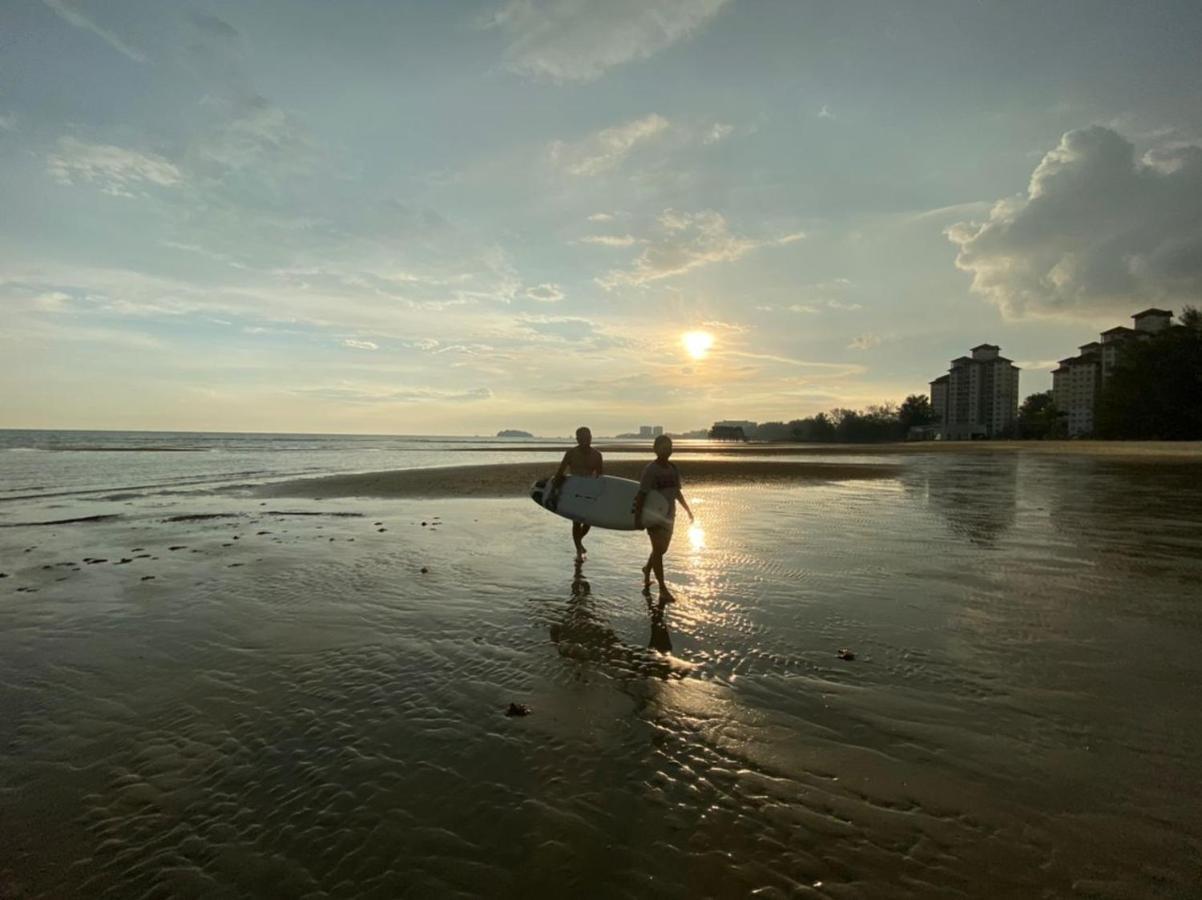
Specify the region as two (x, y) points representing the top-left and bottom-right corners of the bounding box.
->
(682, 330), (714, 359)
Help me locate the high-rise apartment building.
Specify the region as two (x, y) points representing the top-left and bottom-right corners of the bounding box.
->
(930, 344), (1020, 439)
(1051, 309), (1173, 437)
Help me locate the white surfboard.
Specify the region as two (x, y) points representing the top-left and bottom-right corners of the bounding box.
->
(531, 474), (672, 531)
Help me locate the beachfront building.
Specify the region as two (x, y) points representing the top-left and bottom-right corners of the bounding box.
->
(1051, 308), (1173, 437)
(929, 375), (948, 425)
(929, 344), (1020, 439)
(637, 425), (665, 437)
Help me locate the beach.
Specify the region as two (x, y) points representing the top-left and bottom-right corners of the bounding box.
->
(3, 433), (1202, 897)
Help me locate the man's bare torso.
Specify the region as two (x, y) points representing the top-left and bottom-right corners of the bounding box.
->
(563, 445), (603, 476)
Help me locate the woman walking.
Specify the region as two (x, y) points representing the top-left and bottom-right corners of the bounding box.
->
(633, 435), (693, 602)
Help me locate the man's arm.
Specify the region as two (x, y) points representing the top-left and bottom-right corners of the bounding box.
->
(593, 450), (604, 477)
(633, 490), (646, 530)
(553, 450), (571, 485)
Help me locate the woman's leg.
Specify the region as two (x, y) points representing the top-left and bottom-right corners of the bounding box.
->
(649, 527), (674, 599)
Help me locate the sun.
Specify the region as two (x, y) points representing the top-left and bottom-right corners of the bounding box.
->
(682, 330), (714, 360)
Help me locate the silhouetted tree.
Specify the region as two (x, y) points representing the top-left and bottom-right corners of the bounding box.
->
(1095, 315), (1202, 439)
(897, 394), (934, 431)
(1016, 390), (1062, 439)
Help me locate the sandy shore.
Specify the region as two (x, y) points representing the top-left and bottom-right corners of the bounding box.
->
(424, 440), (1202, 460)
(257, 458), (902, 499)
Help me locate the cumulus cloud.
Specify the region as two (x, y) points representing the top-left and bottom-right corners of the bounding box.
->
(847, 334), (881, 350)
(487, 0), (729, 83)
(598, 210), (804, 289)
(948, 126), (1202, 318)
(41, 0), (146, 62)
(525, 283), (564, 302)
(46, 137), (182, 196)
(551, 114), (669, 176)
(587, 212), (615, 222)
(341, 338), (379, 351)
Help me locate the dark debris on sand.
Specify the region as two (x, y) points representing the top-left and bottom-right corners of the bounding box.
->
(505, 703), (531, 717)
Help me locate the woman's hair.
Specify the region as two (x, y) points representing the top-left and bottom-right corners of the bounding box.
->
(653, 434), (672, 454)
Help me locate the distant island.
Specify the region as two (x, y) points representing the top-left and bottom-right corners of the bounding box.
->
(496, 429), (533, 438)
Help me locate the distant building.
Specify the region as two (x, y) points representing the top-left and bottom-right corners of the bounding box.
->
(930, 344), (1020, 439)
(1051, 308), (1173, 437)
(637, 425), (665, 438)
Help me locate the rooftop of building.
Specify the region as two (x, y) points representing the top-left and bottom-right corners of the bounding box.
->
(1133, 308), (1173, 319)
(970, 343), (1000, 351)
(1102, 325), (1135, 335)
(930, 374), (950, 384)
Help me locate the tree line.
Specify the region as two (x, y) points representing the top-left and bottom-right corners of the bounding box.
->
(711, 395), (935, 443)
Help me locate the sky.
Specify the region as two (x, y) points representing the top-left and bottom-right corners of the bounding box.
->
(2, 0), (1201, 436)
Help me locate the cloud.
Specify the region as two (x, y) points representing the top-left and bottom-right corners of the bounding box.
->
(550, 114), (670, 176)
(525, 283), (564, 302)
(0, 113), (15, 132)
(194, 94), (318, 176)
(41, 0), (146, 62)
(551, 114), (740, 177)
(818, 105), (835, 119)
(578, 234), (638, 247)
(587, 212), (615, 222)
(598, 210), (804, 289)
(703, 122), (734, 144)
(520, 314), (599, 341)
(786, 304), (819, 314)
(33, 291), (72, 312)
(847, 334), (881, 350)
(487, 0), (729, 83)
(47, 137), (182, 196)
(296, 386), (492, 404)
(342, 338), (379, 351)
(948, 126), (1202, 318)
(826, 299), (862, 311)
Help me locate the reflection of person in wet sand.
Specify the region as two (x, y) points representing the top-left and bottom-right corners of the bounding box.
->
(634, 435), (693, 603)
(647, 596), (672, 653)
(552, 426), (603, 561)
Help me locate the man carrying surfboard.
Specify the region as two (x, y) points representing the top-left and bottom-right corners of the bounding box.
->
(552, 426), (604, 561)
(634, 434), (693, 602)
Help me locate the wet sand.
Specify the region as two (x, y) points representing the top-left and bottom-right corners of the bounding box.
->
(3, 453), (1202, 897)
(257, 458), (902, 499)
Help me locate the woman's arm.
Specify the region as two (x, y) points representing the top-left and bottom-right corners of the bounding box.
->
(677, 493), (694, 523)
(633, 490), (646, 530)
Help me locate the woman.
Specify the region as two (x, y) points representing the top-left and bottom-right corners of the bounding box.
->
(633, 434), (693, 602)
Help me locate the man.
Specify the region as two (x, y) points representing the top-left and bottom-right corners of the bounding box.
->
(633, 434), (693, 602)
(553, 426), (603, 561)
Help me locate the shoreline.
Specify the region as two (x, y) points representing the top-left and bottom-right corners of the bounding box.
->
(390, 440), (1202, 460)
(256, 459), (902, 500)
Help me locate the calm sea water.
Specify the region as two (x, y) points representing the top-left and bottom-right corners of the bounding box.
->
(2, 432), (1201, 897)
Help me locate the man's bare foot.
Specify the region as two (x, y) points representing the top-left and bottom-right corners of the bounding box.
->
(658, 585), (676, 603)
(642, 564), (652, 588)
